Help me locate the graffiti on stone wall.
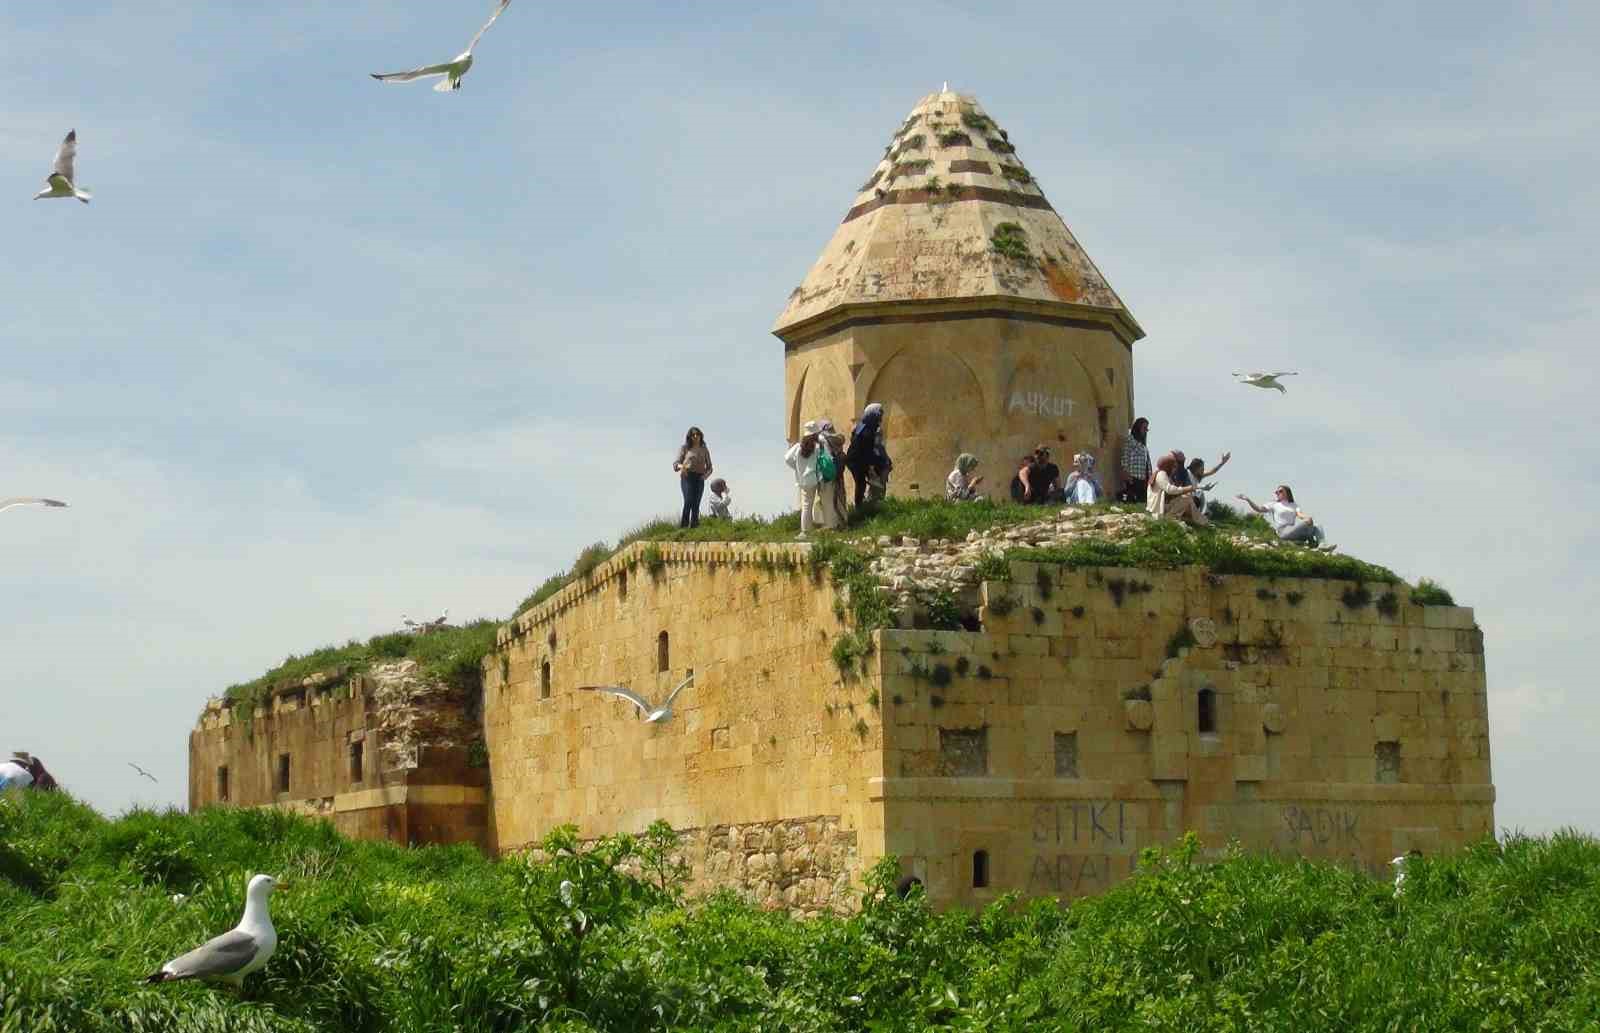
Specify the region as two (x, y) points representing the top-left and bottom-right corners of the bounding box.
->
(1279, 805), (1362, 849)
(1033, 801), (1128, 846)
(1028, 852), (1139, 893)
(1028, 800), (1135, 894)
(1006, 391), (1077, 419)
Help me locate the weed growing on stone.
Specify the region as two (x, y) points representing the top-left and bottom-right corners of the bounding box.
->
(1412, 578), (1456, 606)
(990, 222), (1030, 262)
(1166, 626), (1198, 658)
(1341, 585), (1373, 610)
(974, 551), (1011, 583)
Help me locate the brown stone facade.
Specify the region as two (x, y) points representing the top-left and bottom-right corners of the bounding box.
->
(480, 541), (1492, 910)
(188, 660), (490, 849)
(189, 540), (1493, 912)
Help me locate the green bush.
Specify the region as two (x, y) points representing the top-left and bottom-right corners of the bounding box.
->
(8, 794), (1592, 1030)
(1412, 577), (1457, 606)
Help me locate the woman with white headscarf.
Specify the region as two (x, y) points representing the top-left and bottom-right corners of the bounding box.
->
(945, 454), (984, 501)
(786, 420), (824, 538)
(1063, 453), (1104, 505)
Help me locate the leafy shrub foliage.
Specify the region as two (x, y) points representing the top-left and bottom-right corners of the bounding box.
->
(2, 796), (1595, 1031)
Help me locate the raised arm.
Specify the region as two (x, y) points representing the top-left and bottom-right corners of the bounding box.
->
(1236, 494), (1267, 514)
(1203, 452), (1232, 479)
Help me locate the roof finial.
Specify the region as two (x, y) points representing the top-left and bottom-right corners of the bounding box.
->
(942, 81), (949, 93)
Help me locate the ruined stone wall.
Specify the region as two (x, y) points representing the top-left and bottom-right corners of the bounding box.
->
(482, 542), (878, 912)
(188, 661), (490, 849)
(873, 562), (1492, 908)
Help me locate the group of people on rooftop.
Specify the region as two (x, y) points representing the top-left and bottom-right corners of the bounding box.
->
(671, 406), (1333, 550)
(672, 406), (893, 536)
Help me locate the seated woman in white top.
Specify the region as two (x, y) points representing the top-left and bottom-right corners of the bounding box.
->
(1063, 453), (1103, 505)
(945, 454), (985, 501)
(1236, 484), (1334, 550)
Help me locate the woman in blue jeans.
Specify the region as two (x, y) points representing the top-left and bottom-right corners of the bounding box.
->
(673, 426), (713, 528)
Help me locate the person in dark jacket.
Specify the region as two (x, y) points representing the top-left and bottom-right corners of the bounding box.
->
(845, 403), (892, 508)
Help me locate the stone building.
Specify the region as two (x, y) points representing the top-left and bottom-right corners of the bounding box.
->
(188, 88), (1495, 911)
(188, 660), (490, 848)
(775, 88), (1144, 500)
(478, 525), (1492, 911)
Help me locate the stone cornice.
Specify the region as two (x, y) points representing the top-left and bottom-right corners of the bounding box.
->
(773, 294), (1145, 351)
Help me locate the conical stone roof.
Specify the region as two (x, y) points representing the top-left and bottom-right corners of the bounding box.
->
(773, 88), (1142, 343)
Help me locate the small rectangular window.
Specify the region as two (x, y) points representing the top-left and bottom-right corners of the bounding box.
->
(1054, 732), (1078, 778)
(939, 727), (988, 776)
(349, 740), (364, 784)
(216, 765), (230, 802)
(1376, 741), (1401, 784)
(276, 753), (291, 794)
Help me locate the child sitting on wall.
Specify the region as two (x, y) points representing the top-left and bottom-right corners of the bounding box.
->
(706, 478), (732, 520)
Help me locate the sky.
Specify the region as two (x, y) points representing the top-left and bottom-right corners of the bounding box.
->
(2, 2), (1595, 836)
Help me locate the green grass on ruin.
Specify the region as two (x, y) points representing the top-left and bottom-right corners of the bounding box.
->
(227, 498), (1454, 712)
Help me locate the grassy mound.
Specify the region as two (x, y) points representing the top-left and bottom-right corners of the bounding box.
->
(220, 621), (499, 718)
(222, 499), (1458, 717)
(2, 793), (1597, 1031)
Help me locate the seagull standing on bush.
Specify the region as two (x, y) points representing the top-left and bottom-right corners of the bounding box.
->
(145, 874), (280, 989)
(0, 497), (68, 514)
(579, 673), (694, 723)
(32, 131), (91, 204)
(371, 0), (512, 92)
(1232, 371), (1298, 393)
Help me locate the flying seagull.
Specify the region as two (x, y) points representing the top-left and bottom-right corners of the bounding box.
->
(128, 762), (158, 783)
(579, 673), (695, 723)
(371, 0), (512, 92)
(145, 874), (280, 989)
(0, 498), (68, 514)
(33, 130), (91, 204)
(1232, 370), (1298, 393)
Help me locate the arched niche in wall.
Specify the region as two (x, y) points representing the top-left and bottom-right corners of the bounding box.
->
(862, 343), (985, 485)
(788, 352), (856, 442)
(998, 349), (1105, 463)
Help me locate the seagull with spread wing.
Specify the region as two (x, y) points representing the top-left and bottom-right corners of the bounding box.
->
(0, 498), (68, 514)
(32, 130), (91, 204)
(145, 874), (280, 990)
(1232, 371), (1298, 393)
(579, 673), (695, 724)
(371, 0), (512, 92)
(128, 762), (158, 783)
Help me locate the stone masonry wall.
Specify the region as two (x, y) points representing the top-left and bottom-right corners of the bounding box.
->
(482, 542), (880, 912)
(188, 660), (490, 849)
(873, 556), (1492, 909)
